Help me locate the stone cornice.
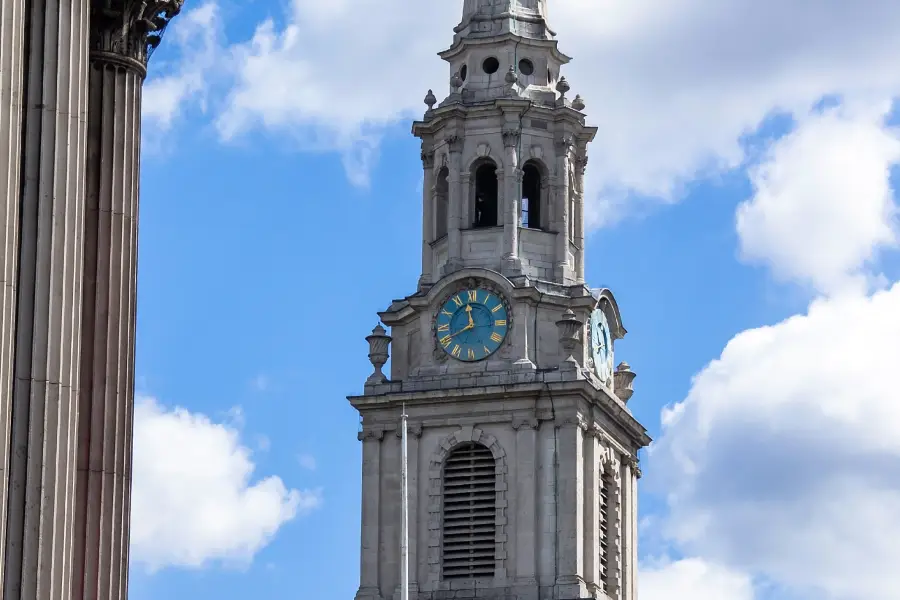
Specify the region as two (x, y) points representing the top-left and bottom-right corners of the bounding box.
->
(90, 1), (183, 76)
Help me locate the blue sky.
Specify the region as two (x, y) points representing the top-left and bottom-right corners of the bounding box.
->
(129, 2), (900, 599)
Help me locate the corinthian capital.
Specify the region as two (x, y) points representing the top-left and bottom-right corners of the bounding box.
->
(91, 1), (184, 75)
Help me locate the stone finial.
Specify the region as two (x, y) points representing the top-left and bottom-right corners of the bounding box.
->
(572, 94), (586, 111)
(555, 309), (583, 372)
(365, 324), (392, 384)
(505, 65), (518, 84)
(556, 76), (571, 98)
(450, 72), (463, 92)
(424, 89), (437, 111)
(614, 361), (636, 402)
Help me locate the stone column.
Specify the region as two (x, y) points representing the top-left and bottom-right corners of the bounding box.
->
(0, 0), (26, 591)
(512, 416), (538, 588)
(536, 419), (556, 587)
(554, 137), (573, 282)
(555, 415), (587, 599)
(573, 152), (587, 283)
(624, 458), (641, 600)
(418, 149), (435, 290)
(393, 423), (422, 599)
(3, 1), (91, 598)
(71, 5), (182, 599)
(444, 135), (464, 274)
(501, 128), (521, 275)
(357, 427), (385, 600)
(582, 426), (601, 594)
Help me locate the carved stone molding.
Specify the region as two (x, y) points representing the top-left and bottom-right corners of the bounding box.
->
(91, 1), (184, 75)
(623, 455), (642, 479)
(396, 422), (423, 438)
(555, 135), (575, 154)
(421, 149), (435, 170)
(555, 414), (587, 431)
(445, 134), (463, 154)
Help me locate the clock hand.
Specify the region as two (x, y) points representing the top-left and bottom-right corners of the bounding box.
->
(448, 323), (474, 339)
(465, 305), (474, 328)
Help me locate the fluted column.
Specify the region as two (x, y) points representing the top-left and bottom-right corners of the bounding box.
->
(357, 427), (385, 600)
(0, 0), (26, 593)
(444, 135), (464, 274)
(3, 1), (91, 598)
(501, 128), (521, 276)
(418, 149), (435, 290)
(554, 137), (573, 282)
(72, 3), (182, 599)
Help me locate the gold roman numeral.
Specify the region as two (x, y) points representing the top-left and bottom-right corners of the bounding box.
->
(490, 332), (503, 343)
(437, 323), (449, 332)
(495, 319), (507, 327)
(452, 345), (461, 357)
(467, 290), (478, 302)
(467, 348), (476, 360)
(483, 346), (491, 355)
(440, 335), (452, 347)
(452, 296), (463, 307)
(491, 304), (502, 313)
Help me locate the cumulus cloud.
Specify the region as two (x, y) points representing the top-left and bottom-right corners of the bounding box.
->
(736, 102), (900, 294)
(649, 285), (900, 599)
(131, 396), (322, 571)
(641, 558), (755, 600)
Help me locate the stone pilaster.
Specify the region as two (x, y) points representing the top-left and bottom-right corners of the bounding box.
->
(393, 422), (422, 600)
(554, 137), (573, 282)
(582, 426), (601, 594)
(357, 427), (385, 600)
(444, 135), (464, 275)
(501, 128), (521, 276)
(73, 4), (183, 599)
(537, 419), (557, 588)
(418, 149), (435, 290)
(3, 1), (91, 598)
(0, 0), (27, 592)
(572, 152), (587, 283)
(512, 416), (538, 590)
(555, 415), (587, 599)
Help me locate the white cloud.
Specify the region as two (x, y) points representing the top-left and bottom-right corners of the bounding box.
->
(131, 396), (322, 571)
(199, 0), (900, 214)
(297, 453), (317, 471)
(736, 102), (900, 294)
(648, 283), (900, 600)
(641, 558), (755, 600)
(142, 2), (222, 132)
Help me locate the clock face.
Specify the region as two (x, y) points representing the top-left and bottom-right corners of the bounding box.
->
(590, 308), (614, 383)
(435, 287), (509, 362)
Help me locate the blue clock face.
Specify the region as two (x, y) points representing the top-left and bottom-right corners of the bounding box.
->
(590, 308), (613, 383)
(435, 288), (509, 362)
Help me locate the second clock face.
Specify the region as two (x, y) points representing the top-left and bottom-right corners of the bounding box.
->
(435, 288), (509, 362)
(590, 308), (614, 383)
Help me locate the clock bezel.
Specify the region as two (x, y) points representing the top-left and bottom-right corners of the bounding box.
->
(431, 278), (512, 363)
(589, 307), (614, 383)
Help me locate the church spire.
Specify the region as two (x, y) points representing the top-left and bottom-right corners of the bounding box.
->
(454, 0), (555, 44)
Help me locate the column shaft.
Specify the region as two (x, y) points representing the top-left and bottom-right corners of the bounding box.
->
(445, 137), (463, 273)
(554, 142), (571, 282)
(513, 419), (537, 584)
(573, 156), (585, 283)
(4, 1), (91, 598)
(357, 429), (384, 599)
(0, 0), (27, 592)
(72, 60), (142, 600)
(582, 429), (600, 591)
(501, 131), (520, 274)
(555, 419), (585, 598)
(418, 152), (434, 289)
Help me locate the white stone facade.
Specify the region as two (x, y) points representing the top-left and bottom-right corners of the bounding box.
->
(349, 3), (651, 600)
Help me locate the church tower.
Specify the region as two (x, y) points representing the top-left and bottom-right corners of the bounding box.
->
(348, 2), (651, 600)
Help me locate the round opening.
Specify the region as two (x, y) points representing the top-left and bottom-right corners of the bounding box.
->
(482, 57), (500, 75)
(518, 59), (534, 76)
(460, 64), (468, 82)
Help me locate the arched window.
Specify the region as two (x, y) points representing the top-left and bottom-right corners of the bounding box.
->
(435, 167), (449, 239)
(599, 468), (616, 592)
(473, 162), (498, 228)
(441, 442), (496, 580)
(521, 162), (542, 229)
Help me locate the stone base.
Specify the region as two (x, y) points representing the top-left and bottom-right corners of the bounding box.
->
(356, 587), (385, 600)
(555, 577), (590, 600)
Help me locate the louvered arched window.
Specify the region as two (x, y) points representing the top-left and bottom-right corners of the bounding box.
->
(441, 442), (496, 579)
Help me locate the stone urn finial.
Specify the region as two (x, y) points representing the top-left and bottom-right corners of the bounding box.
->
(555, 309), (583, 372)
(505, 65), (518, 84)
(424, 89), (437, 111)
(450, 72), (463, 92)
(365, 324), (392, 384)
(556, 76), (571, 98)
(572, 94), (585, 111)
(614, 361), (636, 402)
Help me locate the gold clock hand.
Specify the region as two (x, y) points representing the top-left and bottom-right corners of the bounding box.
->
(465, 304), (474, 328)
(448, 323), (474, 339)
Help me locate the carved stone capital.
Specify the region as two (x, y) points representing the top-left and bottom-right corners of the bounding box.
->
(91, 1), (184, 76)
(512, 415), (538, 431)
(502, 128), (521, 148)
(555, 135), (575, 154)
(586, 424), (606, 440)
(574, 154), (589, 175)
(445, 134), (463, 154)
(623, 455), (642, 479)
(555, 414), (587, 431)
(421, 150), (436, 170)
(396, 422), (423, 438)
(358, 427), (385, 442)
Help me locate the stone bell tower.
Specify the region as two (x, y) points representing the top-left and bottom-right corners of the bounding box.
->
(348, 2), (651, 600)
